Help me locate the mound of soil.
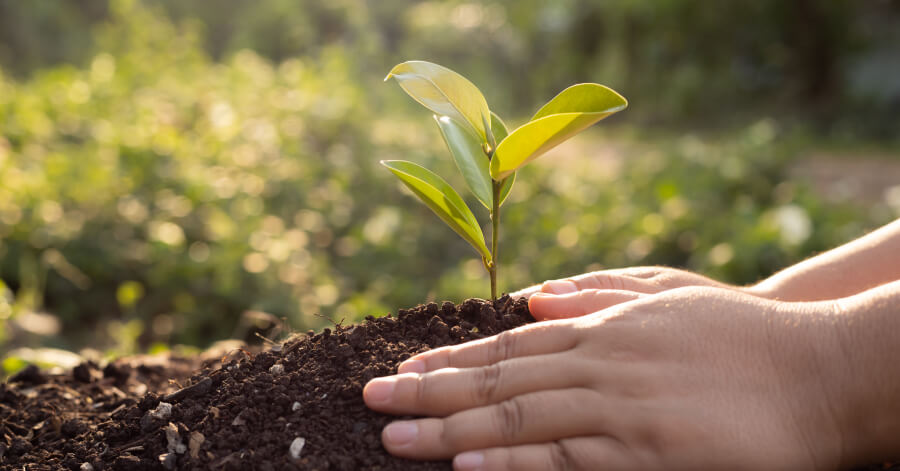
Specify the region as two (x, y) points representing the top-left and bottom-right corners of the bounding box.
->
(1, 295), (895, 470)
(1, 296), (532, 470)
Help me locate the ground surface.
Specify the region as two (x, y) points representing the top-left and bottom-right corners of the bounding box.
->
(1, 297), (532, 470)
(788, 151), (900, 206)
(1, 296), (896, 470)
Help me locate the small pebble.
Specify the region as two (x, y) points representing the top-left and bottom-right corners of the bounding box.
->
(80, 464), (94, 471)
(164, 422), (187, 454)
(149, 402), (173, 420)
(159, 452), (176, 470)
(269, 363), (284, 375)
(189, 431), (205, 459)
(232, 412), (246, 426)
(291, 401), (302, 412)
(289, 437), (306, 460)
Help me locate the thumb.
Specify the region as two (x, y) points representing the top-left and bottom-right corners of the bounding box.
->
(528, 289), (645, 320)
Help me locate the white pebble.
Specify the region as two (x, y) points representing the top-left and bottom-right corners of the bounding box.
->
(292, 401), (302, 412)
(80, 464), (94, 471)
(289, 437), (306, 459)
(269, 363), (285, 375)
(164, 422), (187, 454)
(149, 402), (173, 420)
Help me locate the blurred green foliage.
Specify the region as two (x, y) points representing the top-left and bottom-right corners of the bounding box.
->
(0, 0), (897, 357)
(394, 0), (900, 137)
(2, 0), (899, 133)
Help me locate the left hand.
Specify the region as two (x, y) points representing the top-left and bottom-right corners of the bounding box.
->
(363, 287), (847, 470)
(511, 266), (736, 321)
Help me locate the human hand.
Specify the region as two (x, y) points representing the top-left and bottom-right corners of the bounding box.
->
(364, 287), (850, 470)
(512, 267), (737, 320)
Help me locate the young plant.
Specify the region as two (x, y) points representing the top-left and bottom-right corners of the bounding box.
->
(383, 60), (627, 300)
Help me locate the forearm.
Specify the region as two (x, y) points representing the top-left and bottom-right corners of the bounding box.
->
(822, 279), (900, 467)
(748, 219), (900, 301)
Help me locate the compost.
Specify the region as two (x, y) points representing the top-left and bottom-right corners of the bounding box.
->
(1, 296), (532, 470)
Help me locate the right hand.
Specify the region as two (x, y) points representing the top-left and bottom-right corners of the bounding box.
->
(366, 286), (850, 470)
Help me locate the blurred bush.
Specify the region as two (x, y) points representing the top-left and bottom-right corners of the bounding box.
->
(2, 0), (899, 134)
(0, 1), (896, 357)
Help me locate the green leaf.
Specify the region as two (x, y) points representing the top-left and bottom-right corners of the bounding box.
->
(381, 160), (490, 260)
(386, 61), (491, 142)
(490, 83), (627, 180)
(498, 172), (515, 206)
(434, 115), (492, 209)
(490, 112), (509, 146)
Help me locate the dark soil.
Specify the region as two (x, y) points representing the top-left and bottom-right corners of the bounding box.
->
(1, 296), (533, 470)
(1, 295), (896, 470)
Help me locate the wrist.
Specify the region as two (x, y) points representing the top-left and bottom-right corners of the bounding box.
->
(818, 282), (900, 467)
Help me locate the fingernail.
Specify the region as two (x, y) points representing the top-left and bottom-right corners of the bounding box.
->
(365, 378), (396, 404)
(398, 359), (425, 374)
(543, 280), (577, 295)
(384, 421), (418, 446)
(454, 451), (484, 470)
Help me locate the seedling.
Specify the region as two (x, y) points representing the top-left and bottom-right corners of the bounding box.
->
(383, 60), (627, 300)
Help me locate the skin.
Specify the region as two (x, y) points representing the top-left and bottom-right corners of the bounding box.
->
(363, 219), (900, 470)
(514, 218), (900, 306)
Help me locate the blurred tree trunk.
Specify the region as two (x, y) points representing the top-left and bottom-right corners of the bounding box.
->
(784, 0), (855, 109)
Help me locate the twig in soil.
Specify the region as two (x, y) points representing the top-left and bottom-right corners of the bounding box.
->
(314, 312), (345, 328)
(254, 332), (278, 345)
(219, 347), (253, 364)
(162, 377), (214, 403)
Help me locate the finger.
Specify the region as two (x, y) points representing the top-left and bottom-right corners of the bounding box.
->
(509, 283), (543, 299)
(541, 270), (662, 295)
(529, 289), (646, 320)
(398, 321), (578, 374)
(382, 388), (610, 460)
(452, 437), (630, 471)
(365, 353), (587, 416)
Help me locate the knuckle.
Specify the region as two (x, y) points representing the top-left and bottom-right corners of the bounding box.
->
(494, 397), (526, 443)
(548, 440), (577, 471)
(489, 330), (518, 363)
(414, 373), (432, 406)
(599, 273), (624, 291)
(472, 363), (503, 403)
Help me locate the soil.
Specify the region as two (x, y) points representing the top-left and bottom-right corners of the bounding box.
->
(1, 295), (896, 470)
(1, 296), (533, 470)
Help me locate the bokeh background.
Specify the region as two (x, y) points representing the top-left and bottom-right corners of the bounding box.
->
(2, 0), (899, 373)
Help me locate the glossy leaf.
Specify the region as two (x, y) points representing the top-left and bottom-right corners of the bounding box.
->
(434, 115), (492, 209)
(380, 160), (490, 259)
(490, 83), (627, 180)
(490, 112), (509, 146)
(386, 61), (491, 142)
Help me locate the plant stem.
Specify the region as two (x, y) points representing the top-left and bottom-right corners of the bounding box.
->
(489, 179), (501, 301)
